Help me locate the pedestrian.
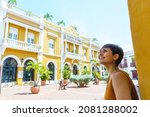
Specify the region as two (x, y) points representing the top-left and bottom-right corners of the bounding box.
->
(99, 44), (139, 100)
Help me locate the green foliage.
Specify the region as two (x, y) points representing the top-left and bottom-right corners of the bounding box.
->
(62, 65), (71, 80)
(92, 38), (98, 42)
(39, 66), (52, 81)
(8, 0), (17, 7)
(81, 68), (91, 75)
(70, 74), (93, 87)
(57, 20), (65, 26)
(26, 61), (52, 86)
(26, 61), (42, 74)
(44, 13), (53, 21)
(92, 70), (101, 80)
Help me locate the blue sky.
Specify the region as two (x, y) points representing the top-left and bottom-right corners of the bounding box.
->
(17, 0), (133, 52)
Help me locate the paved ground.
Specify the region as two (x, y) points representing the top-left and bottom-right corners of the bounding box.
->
(0, 80), (140, 100)
(0, 81), (107, 100)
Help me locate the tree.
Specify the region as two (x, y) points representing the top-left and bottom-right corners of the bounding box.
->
(26, 61), (43, 86)
(92, 38), (98, 42)
(57, 20), (65, 26)
(44, 13), (53, 21)
(73, 26), (78, 31)
(8, 0), (17, 7)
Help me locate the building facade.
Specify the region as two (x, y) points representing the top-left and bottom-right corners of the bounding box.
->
(119, 50), (138, 80)
(0, 0), (100, 87)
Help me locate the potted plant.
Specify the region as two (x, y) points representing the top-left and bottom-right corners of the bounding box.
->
(26, 61), (43, 94)
(70, 68), (93, 87)
(62, 65), (71, 85)
(92, 70), (101, 85)
(39, 66), (52, 86)
(70, 74), (93, 87)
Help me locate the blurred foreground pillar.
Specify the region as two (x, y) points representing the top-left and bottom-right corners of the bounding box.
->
(128, 0), (150, 99)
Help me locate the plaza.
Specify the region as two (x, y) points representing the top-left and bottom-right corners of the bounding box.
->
(0, 82), (107, 100)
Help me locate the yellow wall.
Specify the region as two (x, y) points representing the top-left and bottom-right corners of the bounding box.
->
(43, 29), (61, 55)
(43, 55), (61, 80)
(7, 13), (40, 28)
(28, 29), (39, 44)
(2, 48), (38, 60)
(9, 23), (25, 41)
(128, 0), (150, 99)
(17, 67), (23, 86)
(75, 45), (79, 54)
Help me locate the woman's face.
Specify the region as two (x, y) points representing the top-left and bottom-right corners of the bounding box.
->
(99, 47), (114, 66)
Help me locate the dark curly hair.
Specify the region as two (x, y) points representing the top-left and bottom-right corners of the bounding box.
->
(101, 44), (124, 66)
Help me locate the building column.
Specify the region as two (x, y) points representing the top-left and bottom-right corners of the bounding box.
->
(60, 33), (65, 80)
(65, 41), (67, 53)
(0, 63), (2, 93)
(0, 10), (6, 44)
(73, 44), (75, 53)
(4, 22), (9, 39)
(97, 51), (98, 59)
(25, 28), (28, 42)
(17, 66), (24, 86)
(38, 31), (44, 62)
(89, 39), (92, 60)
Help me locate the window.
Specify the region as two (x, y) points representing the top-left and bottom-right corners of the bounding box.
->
(48, 62), (55, 80)
(23, 60), (34, 81)
(27, 33), (34, 44)
(49, 39), (55, 54)
(92, 51), (94, 58)
(9, 27), (18, 40)
(66, 43), (69, 52)
(74, 46), (76, 54)
(2, 57), (17, 82)
(84, 48), (87, 60)
(73, 65), (78, 75)
(84, 66), (87, 70)
(49, 39), (54, 49)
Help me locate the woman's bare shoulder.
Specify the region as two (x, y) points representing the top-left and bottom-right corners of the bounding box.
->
(111, 70), (129, 82)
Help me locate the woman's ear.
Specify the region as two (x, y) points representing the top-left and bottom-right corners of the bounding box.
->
(113, 54), (119, 61)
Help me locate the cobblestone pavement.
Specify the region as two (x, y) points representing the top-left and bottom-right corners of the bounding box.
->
(0, 82), (107, 100)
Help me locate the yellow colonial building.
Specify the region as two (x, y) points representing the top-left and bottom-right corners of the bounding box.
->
(0, 0), (100, 87)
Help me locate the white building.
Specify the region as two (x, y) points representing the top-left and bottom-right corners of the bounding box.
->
(119, 50), (138, 79)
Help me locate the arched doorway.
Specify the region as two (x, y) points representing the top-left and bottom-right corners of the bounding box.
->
(84, 66), (87, 70)
(48, 62), (55, 81)
(2, 57), (17, 83)
(73, 65), (78, 75)
(23, 60), (34, 81)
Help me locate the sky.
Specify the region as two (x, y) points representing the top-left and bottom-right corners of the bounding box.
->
(17, 0), (133, 52)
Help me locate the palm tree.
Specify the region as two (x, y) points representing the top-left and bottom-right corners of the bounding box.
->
(57, 20), (65, 26)
(73, 26), (78, 31)
(8, 0), (17, 7)
(92, 38), (98, 42)
(44, 13), (53, 21)
(26, 61), (43, 86)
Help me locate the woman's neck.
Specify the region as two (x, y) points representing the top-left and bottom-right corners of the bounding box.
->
(105, 64), (119, 75)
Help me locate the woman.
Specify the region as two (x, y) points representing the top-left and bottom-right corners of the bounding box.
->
(99, 44), (139, 100)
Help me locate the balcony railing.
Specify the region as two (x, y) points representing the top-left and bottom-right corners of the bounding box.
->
(91, 41), (100, 47)
(130, 62), (136, 67)
(2, 38), (41, 53)
(64, 34), (82, 44)
(65, 52), (82, 60)
(119, 63), (128, 68)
